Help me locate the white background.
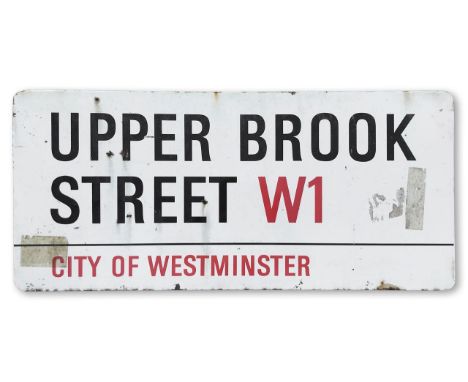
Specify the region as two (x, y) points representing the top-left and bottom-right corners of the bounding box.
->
(0, 0), (465, 380)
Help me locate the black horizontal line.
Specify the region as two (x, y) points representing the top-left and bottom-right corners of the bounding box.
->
(14, 242), (454, 247)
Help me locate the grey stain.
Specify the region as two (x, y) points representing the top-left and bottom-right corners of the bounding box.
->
(20, 235), (68, 267)
(405, 167), (426, 230)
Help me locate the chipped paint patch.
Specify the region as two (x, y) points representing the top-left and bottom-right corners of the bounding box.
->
(369, 188), (405, 222)
(20, 235), (67, 267)
(405, 167), (426, 230)
(368, 194), (386, 221)
(389, 187), (405, 218)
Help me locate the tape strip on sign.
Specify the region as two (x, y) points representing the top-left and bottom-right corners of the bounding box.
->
(12, 90), (455, 291)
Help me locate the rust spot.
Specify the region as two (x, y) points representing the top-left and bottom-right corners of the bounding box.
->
(377, 281), (401, 290)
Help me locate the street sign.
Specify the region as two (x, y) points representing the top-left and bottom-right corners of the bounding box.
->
(13, 90), (455, 291)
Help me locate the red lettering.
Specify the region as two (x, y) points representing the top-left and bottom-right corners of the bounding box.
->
(308, 176), (323, 223)
(112, 256), (125, 277)
(258, 176), (305, 222)
(211, 255), (229, 276)
(88, 256), (101, 277)
(257, 255), (270, 276)
(270, 255), (281, 276)
(183, 255), (197, 276)
(172, 255), (182, 276)
(241, 255), (255, 276)
(196, 255), (209, 276)
(285, 255), (295, 276)
(298, 256), (310, 276)
(147, 256), (169, 276)
(52, 256), (64, 277)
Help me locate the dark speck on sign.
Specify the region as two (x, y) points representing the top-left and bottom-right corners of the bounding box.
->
(120, 149), (129, 160)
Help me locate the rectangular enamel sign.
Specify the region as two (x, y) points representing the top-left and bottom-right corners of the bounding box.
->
(13, 90), (455, 291)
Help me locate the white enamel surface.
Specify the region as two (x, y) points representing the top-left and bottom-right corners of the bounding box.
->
(13, 90), (454, 290)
